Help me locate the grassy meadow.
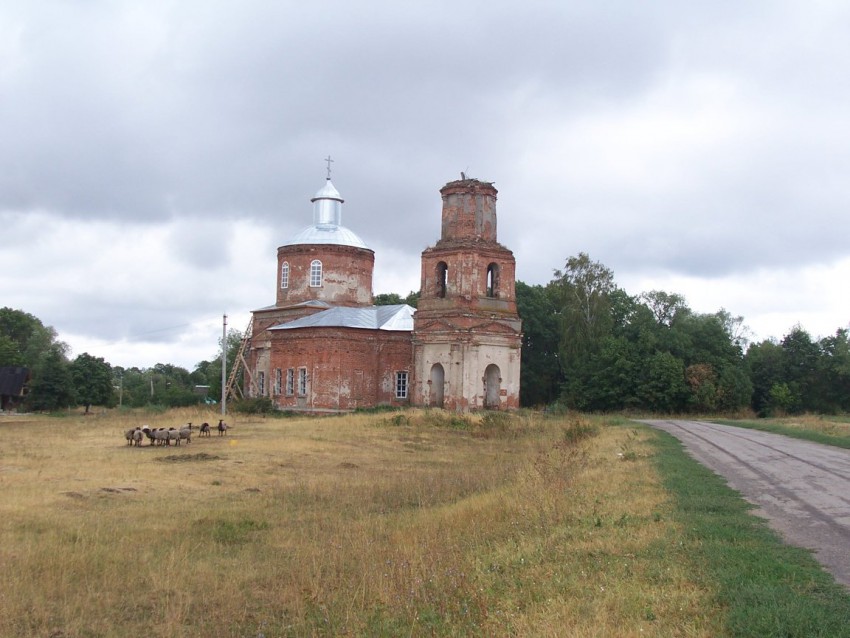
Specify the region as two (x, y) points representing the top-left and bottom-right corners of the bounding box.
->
(1, 408), (848, 637)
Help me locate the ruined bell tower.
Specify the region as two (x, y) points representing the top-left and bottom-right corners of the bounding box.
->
(412, 178), (522, 411)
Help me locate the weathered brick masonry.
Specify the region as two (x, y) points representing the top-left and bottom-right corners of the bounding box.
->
(247, 175), (521, 412)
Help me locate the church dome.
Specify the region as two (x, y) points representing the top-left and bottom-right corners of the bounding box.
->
(282, 179), (370, 249)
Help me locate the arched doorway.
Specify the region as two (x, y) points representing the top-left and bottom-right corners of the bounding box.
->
(429, 363), (445, 408)
(484, 364), (501, 409)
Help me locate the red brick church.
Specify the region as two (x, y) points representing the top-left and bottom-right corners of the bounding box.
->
(246, 173), (521, 412)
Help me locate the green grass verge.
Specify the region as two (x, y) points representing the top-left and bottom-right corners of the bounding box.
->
(649, 427), (850, 637)
(711, 419), (850, 449)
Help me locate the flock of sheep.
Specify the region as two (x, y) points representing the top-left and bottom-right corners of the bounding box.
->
(124, 420), (229, 447)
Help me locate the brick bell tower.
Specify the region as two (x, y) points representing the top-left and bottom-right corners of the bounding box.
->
(412, 178), (522, 411)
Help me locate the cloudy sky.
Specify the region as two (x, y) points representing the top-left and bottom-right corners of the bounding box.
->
(2, 1), (849, 370)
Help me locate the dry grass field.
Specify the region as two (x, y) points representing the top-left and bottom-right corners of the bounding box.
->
(0, 408), (720, 637)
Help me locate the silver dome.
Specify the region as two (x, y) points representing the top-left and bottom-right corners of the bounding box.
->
(281, 179), (370, 249)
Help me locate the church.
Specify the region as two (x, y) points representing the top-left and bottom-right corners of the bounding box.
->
(246, 172), (522, 412)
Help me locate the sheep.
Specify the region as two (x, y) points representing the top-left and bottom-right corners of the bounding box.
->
(167, 428), (181, 446)
(152, 428), (170, 446)
(178, 423), (193, 445)
(141, 425), (155, 445)
(217, 419), (228, 436)
(199, 422), (211, 437)
(125, 427), (144, 446)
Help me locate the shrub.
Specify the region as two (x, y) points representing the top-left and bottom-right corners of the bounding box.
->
(232, 397), (275, 414)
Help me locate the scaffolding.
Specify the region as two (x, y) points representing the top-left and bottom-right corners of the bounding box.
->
(224, 319), (256, 403)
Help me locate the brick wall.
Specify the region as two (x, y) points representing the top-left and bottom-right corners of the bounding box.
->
(277, 244), (374, 307)
(268, 327), (413, 411)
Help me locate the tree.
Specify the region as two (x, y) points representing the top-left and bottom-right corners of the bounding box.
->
(70, 353), (114, 413)
(0, 333), (24, 367)
(516, 281), (562, 406)
(27, 345), (75, 411)
(781, 326), (820, 413)
(552, 253), (616, 353)
(374, 291), (419, 308)
(551, 253), (617, 408)
(640, 290), (688, 327)
(1, 307), (73, 410)
(373, 292), (403, 306)
(746, 340), (785, 416)
(637, 351), (689, 413)
(818, 329), (850, 413)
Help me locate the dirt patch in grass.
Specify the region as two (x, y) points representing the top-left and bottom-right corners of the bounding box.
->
(156, 452), (223, 463)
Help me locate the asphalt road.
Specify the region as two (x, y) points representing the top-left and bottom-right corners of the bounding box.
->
(639, 419), (850, 588)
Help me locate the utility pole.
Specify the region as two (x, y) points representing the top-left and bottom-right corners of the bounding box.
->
(221, 313), (227, 416)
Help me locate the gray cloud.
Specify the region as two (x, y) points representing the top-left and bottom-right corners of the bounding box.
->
(2, 0), (849, 368)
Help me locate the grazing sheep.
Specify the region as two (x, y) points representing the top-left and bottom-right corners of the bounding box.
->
(178, 423), (193, 445)
(199, 422), (211, 437)
(152, 428), (170, 446)
(141, 426), (155, 445)
(217, 419), (228, 436)
(125, 427), (145, 446)
(167, 428), (181, 446)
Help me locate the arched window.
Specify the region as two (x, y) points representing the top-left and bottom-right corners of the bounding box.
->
(486, 263), (499, 298)
(280, 262), (289, 289)
(310, 260), (322, 287)
(436, 261), (448, 298)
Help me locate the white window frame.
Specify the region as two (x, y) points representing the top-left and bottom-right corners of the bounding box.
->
(285, 368), (294, 396)
(297, 367), (308, 396)
(395, 371), (409, 399)
(257, 371), (265, 396)
(309, 260), (322, 287)
(273, 368), (282, 395)
(280, 262), (289, 289)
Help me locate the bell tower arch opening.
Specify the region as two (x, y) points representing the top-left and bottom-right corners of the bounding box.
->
(484, 364), (501, 409)
(429, 363), (445, 407)
(436, 261), (448, 298)
(486, 262), (500, 298)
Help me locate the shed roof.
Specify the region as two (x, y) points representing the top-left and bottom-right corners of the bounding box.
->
(0, 366), (31, 396)
(270, 304), (414, 332)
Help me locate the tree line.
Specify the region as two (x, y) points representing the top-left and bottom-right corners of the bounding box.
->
(0, 307), (243, 413)
(3, 254), (848, 416)
(518, 253), (850, 415)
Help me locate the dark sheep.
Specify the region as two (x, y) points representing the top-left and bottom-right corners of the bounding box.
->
(199, 422), (211, 437)
(217, 419), (228, 436)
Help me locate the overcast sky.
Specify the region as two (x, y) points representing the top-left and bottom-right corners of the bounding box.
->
(2, 1), (849, 370)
